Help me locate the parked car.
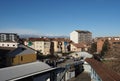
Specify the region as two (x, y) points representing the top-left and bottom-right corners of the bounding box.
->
(57, 58), (65, 63)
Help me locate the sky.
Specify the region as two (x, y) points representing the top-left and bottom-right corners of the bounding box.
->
(0, 0), (120, 37)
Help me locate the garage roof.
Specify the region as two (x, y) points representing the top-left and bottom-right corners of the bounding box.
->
(0, 61), (54, 81)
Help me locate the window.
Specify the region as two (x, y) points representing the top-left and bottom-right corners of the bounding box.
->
(13, 45), (15, 47)
(12, 57), (15, 63)
(44, 42), (46, 45)
(7, 44), (9, 46)
(21, 56), (23, 61)
(74, 48), (76, 51)
(2, 44), (4, 46)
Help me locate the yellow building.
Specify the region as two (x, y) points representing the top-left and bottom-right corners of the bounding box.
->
(52, 38), (71, 53)
(24, 38), (71, 55)
(6, 44), (37, 66)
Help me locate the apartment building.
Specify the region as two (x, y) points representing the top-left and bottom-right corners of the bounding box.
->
(70, 30), (92, 44)
(25, 38), (50, 55)
(51, 38), (71, 53)
(0, 33), (19, 48)
(96, 37), (120, 53)
(24, 37), (71, 55)
(0, 33), (19, 42)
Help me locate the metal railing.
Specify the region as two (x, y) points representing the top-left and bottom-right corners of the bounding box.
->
(57, 61), (84, 81)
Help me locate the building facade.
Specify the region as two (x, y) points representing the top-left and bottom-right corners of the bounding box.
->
(25, 38), (51, 55)
(52, 38), (71, 53)
(6, 44), (37, 66)
(70, 30), (92, 44)
(24, 38), (71, 55)
(0, 33), (19, 48)
(70, 43), (89, 52)
(96, 37), (120, 53)
(85, 58), (120, 81)
(0, 42), (18, 48)
(0, 33), (19, 42)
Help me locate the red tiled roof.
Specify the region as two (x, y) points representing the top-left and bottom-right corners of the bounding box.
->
(85, 58), (120, 81)
(51, 38), (71, 42)
(29, 38), (50, 41)
(29, 38), (71, 42)
(71, 43), (87, 48)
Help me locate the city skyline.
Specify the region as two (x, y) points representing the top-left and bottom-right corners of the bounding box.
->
(0, 0), (120, 37)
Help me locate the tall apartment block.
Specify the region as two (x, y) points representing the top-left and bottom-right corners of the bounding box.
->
(0, 33), (19, 48)
(70, 30), (92, 43)
(0, 33), (19, 42)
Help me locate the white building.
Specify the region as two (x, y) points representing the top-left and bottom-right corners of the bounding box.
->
(0, 33), (19, 42)
(0, 42), (18, 48)
(70, 30), (92, 44)
(85, 58), (120, 81)
(0, 33), (19, 48)
(25, 38), (50, 55)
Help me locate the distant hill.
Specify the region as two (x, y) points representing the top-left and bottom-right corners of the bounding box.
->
(19, 34), (69, 38)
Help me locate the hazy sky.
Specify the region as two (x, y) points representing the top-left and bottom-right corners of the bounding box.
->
(0, 0), (120, 37)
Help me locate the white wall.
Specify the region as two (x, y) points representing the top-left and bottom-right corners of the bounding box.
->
(83, 61), (91, 73)
(44, 41), (50, 55)
(27, 41), (50, 55)
(70, 31), (78, 43)
(0, 42), (18, 48)
(34, 41), (44, 51)
(65, 71), (75, 81)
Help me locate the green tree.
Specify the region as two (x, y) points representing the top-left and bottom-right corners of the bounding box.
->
(89, 42), (97, 54)
(101, 39), (110, 57)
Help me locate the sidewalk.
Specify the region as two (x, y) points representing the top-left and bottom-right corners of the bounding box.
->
(67, 72), (91, 81)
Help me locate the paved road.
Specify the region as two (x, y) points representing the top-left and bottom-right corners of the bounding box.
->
(67, 72), (91, 81)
